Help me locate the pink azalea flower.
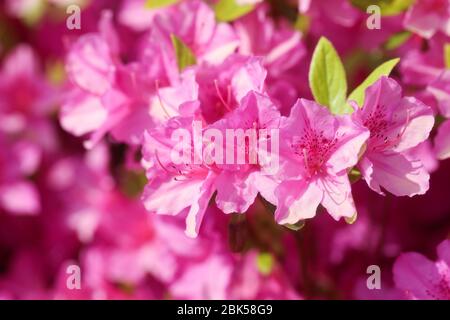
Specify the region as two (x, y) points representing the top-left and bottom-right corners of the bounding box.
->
(0, 181), (40, 215)
(61, 11), (156, 148)
(233, 5), (307, 113)
(352, 77), (435, 197)
(149, 0), (239, 69)
(119, 0), (170, 32)
(408, 141), (439, 173)
(428, 70), (450, 118)
(435, 119), (450, 160)
(404, 0), (450, 38)
(208, 91), (281, 212)
(142, 91), (280, 237)
(274, 99), (369, 224)
(0, 47), (51, 215)
(0, 44), (56, 135)
(170, 252), (234, 299)
(235, 5), (306, 78)
(132, 0), (239, 89)
(0, 129), (43, 216)
(298, 0), (360, 27)
(426, 71), (450, 160)
(401, 34), (449, 88)
(152, 54), (267, 124)
(393, 239), (450, 299)
(299, 0), (404, 54)
(141, 116), (216, 238)
(229, 251), (301, 300)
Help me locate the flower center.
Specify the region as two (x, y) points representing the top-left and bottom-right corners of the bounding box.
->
(292, 128), (336, 177)
(363, 105), (389, 140)
(426, 265), (450, 300)
(363, 104), (409, 152)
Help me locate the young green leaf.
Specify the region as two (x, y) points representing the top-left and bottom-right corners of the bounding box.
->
(214, 0), (255, 22)
(345, 212), (358, 225)
(171, 34), (196, 72)
(294, 14), (311, 34)
(309, 37), (348, 114)
(283, 221), (305, 232)
(384, 31), (412, 50)
(256, 252), (274, 276)
(350, 0), (414, 16)
(349, 168), (362, 184)
(347, 58), (400, 108)
(444, 44), (450, 69)
(145, 0), (180, 9)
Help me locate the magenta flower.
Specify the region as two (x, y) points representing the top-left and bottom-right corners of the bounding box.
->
(298, 0), (360, 27)
(141, 116), (214, 238)
(152, 54), (267, 124)
(0, 44), (59, 216)
(208, 91), (281, 212)
(404, 0), (450, 38)
(274, 99), (369, 224)
(235, 4), (305, 77)
(0, 44), (56, 136)
(0, 144), (41, 214)
(352, 77), (435, 197)
(234, 5), (307, 112)
(393, 240), (450, 299)
(142, 91), (280, 237)
(401, 34), (448, 88)
(428, 70), (450, 118)
(3, 0), (450, 301)
(62, 11), (156, 148)
(149, 0), (238, 69)
(119, 0), (169, 32)
(435, 120), (450, 160)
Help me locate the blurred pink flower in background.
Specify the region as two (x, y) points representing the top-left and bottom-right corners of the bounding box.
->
(0, 0), (449, 301)
(394, 240), (450, 299)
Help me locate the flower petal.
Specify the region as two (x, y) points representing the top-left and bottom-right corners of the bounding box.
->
(367, 152), (430, 197)
(435, 119), (450, 160)
(274, 179), (323, 225)
(320, 172), (357, 220)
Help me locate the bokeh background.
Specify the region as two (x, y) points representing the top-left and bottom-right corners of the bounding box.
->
(0, 0), (449, 300)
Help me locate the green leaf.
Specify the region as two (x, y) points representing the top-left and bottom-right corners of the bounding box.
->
(384, 31), (412, 50)
(120, 170), (148, 198)
(214, 0), (255, 22)
(349, 168), (362, 183)
(444, 44), (450, 69)
(283, 220), (305, 231)
(347, 58), (400, 108)
(294, 14), (310, 34)
(345, 212), (358, 224)
(309, 37), (348, 114)
(145, 0), (180, 9)
(171, 34), (196, 72)
(23, 0), (47, 26)
(46, 60), (66, 85)
(350, 0), (414, 16)
(256, 253), (274, 276)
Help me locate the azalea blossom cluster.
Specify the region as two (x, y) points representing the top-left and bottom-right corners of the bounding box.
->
(0, 0), (449, 300)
